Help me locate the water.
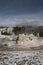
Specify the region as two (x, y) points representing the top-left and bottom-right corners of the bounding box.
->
(0, 50), (43, 65)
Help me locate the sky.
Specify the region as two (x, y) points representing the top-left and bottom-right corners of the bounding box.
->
(0, 0), (43, 26)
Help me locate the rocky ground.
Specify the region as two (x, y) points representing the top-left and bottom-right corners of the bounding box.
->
(0, 50), (43, 65)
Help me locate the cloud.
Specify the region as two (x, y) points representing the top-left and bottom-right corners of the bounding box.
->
(0, 14), (43, 26)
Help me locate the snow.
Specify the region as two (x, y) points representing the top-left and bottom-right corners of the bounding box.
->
(18, 34), (40, 47)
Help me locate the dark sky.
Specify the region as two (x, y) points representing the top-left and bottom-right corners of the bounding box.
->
(0, 0), (43, 26)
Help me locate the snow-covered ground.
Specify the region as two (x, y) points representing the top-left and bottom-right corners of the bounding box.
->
(17, 34), (43, 48)
(0, 33), (43, 48)
(0, 50), (43, 65)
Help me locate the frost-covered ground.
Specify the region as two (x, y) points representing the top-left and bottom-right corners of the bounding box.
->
(0, 50), (43, 65)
